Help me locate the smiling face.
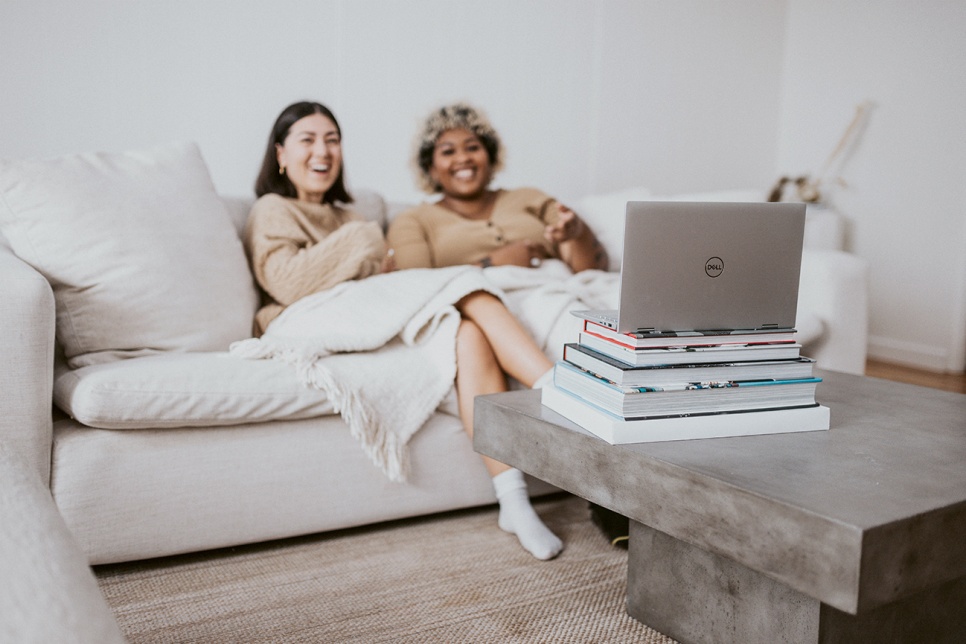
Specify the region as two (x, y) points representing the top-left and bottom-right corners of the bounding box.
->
(429, 128), (493, 200)
(276, 113), (342, 203)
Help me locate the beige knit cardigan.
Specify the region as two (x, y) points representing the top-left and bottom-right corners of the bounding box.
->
(386, 187), (562, 270)
(243, 193), (385, 335)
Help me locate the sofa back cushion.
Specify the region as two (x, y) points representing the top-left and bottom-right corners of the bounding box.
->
(576, 188), (772, 271)
(220, 188), (389, 237)
(0, 142), (259, 368)
(575, 188), (654, 272)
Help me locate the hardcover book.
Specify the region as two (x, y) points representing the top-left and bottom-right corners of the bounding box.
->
(541, 384), (830, 445)
(581, 320), (798, 349)
(578, 332), (802, 367)
(563, 343), (815, 388)
(553, 361), (821, 418)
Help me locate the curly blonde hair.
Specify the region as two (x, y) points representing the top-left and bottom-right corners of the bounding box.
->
(413, 102), (504, 193)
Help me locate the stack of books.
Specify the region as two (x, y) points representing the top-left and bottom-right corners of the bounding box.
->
(541, 320), (830, 444)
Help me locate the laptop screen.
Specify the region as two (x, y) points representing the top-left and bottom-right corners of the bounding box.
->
(613, 201), (805, 333)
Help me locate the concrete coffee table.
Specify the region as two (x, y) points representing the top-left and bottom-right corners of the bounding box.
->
(474, 370), (966, 643)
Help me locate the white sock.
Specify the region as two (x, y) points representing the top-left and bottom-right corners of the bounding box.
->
(532, 367), (554, 389)
(492, 468), (563, 560)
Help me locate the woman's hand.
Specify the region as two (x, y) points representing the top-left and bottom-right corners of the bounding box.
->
(489, 240), (548, 268)
(381, 246), (397, 273)
(543, 204), (585, 244)
(544, 203), (608, 273)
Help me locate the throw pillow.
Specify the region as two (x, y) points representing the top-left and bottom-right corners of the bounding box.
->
(0, 142), (259, 367)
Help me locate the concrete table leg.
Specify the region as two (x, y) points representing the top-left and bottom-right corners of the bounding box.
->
(626, 521), (966, 644)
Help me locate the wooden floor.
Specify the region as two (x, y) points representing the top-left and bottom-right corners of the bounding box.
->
(865, 359), (966, 394)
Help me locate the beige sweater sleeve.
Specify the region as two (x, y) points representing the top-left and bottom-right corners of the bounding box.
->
(386, 208), (435, 269)
(244, 195), (385, 329)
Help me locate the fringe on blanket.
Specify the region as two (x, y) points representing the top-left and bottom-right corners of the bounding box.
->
(299, 355), (407, 482)
(230, 263), (619, 482)
(230, 267), (495, 483)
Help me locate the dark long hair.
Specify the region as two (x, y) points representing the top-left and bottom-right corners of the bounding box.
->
(254, 101), (353, 204)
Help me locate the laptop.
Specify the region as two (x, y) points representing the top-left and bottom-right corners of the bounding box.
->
(573, 201), (806, 334)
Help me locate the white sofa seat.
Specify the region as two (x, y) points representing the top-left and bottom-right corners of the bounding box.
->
(0, 144), (525, 566)
(0, 141), (869, 568)
(50, 410), (499, 565)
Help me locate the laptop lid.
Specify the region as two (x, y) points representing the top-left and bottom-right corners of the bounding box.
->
(611, 200), (806, 333)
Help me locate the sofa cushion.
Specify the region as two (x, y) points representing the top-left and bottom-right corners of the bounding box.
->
(0, 142), (259, 368)
(575, 187), (653, 271)
(53, 352), (335, 429)
(793, 310), (823, 348)
(221, 189), (389, 236)
(577, 188), (769, 271)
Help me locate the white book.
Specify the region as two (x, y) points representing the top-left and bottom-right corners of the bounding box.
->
(541, 384), (830, 445)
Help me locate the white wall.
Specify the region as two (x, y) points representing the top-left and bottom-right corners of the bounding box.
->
(3, 0), (963, 372)
(0, 0), (783, 205)
(777, 1), (966, 372)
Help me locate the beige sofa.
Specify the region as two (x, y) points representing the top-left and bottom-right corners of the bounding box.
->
(0, 142), (868, 572)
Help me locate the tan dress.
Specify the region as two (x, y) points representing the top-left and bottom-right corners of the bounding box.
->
(386, 187), (563, 269)
(243, 193), (385, 335)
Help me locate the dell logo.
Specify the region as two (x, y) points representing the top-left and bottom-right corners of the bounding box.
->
(705, 257), (723, 278)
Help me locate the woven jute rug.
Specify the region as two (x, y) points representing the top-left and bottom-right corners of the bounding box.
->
(95, 494), (677, 643)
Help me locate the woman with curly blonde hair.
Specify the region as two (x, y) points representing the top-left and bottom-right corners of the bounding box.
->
(387, 102), (608, 273)
(388, 103), (623, 548)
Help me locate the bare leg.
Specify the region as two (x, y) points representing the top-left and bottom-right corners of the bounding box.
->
(455, 320), (563, 560)
(455, 319), (510, 477)
(456, 291), (553, 387)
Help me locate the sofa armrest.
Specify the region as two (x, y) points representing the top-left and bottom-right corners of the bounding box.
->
(0, 446), (125, 643)
(0, 240), (55, 482)
(798, 249), (869, 375)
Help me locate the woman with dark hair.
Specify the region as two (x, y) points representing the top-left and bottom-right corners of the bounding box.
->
(254, 101), (353, 204)
(387, 102), (608, 273)
(241, 101), (563, 560)
(388, 102), (627, 548)
(244, 101), (387, 335)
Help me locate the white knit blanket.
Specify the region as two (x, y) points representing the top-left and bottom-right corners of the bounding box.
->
(483, 260), (618, 360)
(230, 261), (618, 482)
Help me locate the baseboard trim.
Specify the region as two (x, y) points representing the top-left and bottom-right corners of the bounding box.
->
(867, 335), (953, 373)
